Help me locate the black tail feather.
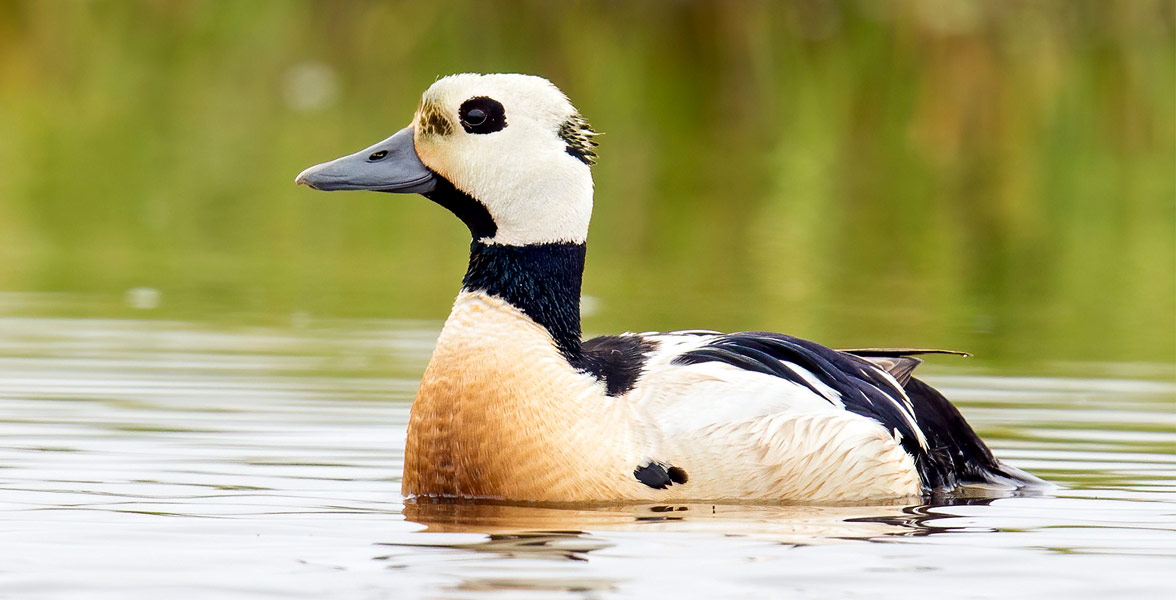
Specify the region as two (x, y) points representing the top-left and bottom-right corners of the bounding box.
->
(904, 377), (1042, 490)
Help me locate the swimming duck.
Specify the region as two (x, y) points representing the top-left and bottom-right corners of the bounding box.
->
(296, 73), (1039, 503)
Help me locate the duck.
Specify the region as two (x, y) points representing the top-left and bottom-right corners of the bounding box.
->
(296, 73), (1041, 503)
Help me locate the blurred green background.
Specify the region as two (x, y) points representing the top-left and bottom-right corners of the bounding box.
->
(0, 0), (1172, 372)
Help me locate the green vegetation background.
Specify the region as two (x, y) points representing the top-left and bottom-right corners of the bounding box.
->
(0, 1), (1172, 371)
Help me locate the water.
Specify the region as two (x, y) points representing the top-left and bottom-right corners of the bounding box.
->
(1, 300), (1173, 599)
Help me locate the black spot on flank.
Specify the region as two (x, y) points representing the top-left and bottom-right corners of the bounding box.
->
(634, 461), (686, 490)
(459, 97), (507, 134)
(634, 463), (670, 489)
(558, 114), (598, 165)
(573, 335), (658, 396)
(423, 176), (497, 240)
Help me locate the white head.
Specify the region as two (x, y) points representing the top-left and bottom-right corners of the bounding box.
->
(296, 73), (598, 246)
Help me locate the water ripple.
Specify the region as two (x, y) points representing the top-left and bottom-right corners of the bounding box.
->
(0, 315), (1173, 599)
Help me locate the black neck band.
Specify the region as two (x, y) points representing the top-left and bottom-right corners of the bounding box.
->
(423, 176), (498, 240)
(461, 241), (586, 359)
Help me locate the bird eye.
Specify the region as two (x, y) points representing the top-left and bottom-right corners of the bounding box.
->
(464, 108), (487, 127)
(459, 97), (507, 134)
(368, 150), (388, 161)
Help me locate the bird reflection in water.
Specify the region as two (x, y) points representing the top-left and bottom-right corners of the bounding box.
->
(379, 498), (1009, 594)
(393, 497), (1001, 546)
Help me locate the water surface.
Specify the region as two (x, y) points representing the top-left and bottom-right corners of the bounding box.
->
(1, 304), (1173, 599)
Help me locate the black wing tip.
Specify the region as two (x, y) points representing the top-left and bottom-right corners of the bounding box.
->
(899, 376), (1046, 491)
(634, 461), (688, 489)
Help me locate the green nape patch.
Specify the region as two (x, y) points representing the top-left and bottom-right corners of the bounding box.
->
(417, 98), (454, 137)
(558, 113), (598, 166)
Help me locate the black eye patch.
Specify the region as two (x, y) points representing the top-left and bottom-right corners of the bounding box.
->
(459, 97), (507, 134)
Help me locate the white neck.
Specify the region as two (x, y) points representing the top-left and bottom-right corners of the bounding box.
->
(472, 169), (593, 246)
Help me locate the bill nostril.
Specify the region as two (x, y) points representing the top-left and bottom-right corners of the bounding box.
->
(369, 150), (388, 161)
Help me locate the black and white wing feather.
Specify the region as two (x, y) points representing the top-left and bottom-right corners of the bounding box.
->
(579, 330), (1038, 492)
